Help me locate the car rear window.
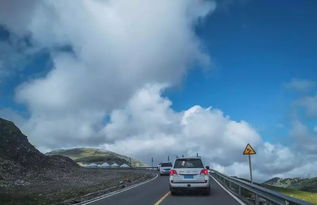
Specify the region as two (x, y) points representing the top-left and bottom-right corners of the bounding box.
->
(161, 163), (172, 167)
(174, 158), (204, 168)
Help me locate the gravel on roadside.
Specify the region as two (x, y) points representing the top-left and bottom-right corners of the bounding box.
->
(0, 168), (157, 205)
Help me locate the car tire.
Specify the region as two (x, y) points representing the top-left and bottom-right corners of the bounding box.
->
(170, 188), (177, 195)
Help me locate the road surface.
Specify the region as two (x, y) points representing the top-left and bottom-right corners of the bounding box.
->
(85, 174), (242, 205)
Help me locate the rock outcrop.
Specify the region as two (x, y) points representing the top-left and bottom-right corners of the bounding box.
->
(0, 118), (78, 180)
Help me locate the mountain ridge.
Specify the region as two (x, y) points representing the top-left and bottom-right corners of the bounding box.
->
(46, 147), (148, 167)
(0, 117), (78, 180)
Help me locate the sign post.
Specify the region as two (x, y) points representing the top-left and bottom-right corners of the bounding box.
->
(243, 143), (256, 183)
(248, 155), (253, 183)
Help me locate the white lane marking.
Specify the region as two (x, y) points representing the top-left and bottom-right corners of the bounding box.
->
(210, 174), (245, 205)
(80, 174), (159, 205)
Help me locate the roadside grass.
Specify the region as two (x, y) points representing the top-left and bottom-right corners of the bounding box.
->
(263, 185), (317, 204)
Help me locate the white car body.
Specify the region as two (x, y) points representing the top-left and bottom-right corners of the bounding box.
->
(159, 162), (172, 175)
(169, 157), (210, 195)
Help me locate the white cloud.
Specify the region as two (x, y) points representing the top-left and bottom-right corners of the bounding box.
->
(208, 141), (312, 182)
(297, 95), (317, 117)
(287, 80), (317, 156)
(290, 120), (317, 154)
(0, 0), (215, 147)
(101, 85), (312, 181)
(102, 84), (261, 166)
(0, 0), (38, 35)
(255, 143), (299, 175)
(284, 78), (315, 92)
(285, 161), (317, 178)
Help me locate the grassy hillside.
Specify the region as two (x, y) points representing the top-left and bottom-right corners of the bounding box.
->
(264, 177), (317, 193)
(235, 176), (317, 204)
(46, 148), (147, 167)
(262, 184), (317, 204)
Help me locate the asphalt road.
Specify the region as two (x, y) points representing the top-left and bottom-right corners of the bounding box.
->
(86, 174), (241, 205)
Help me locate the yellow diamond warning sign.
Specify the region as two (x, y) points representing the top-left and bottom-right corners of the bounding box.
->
(243, 144), (256, 155)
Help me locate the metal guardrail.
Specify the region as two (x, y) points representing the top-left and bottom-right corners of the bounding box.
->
(210, 169), (313, 205)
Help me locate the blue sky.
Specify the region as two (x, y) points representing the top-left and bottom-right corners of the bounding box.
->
(166, 0), (317, 144)
(0, 0), (317, 178)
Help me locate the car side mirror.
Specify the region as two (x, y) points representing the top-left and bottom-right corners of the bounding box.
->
(206, 166), (209, 170)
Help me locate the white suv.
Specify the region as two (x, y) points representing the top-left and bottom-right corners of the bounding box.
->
(169, 157), (210, 195)
(159, 162), (172, 176)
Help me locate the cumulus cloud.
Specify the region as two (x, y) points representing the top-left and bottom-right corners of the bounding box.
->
(101, 85), (309, 181)
(208, 140), (311, 181)
(281, 81), (317, 178)
(102, 84), (261, 167)
(0, 0), (38, 35)
(290, 120), (317, 154)
(284, 78), (315, 92)
(0, 0), (315, 181)
(102, 84), (261, 158)
(0, 0), (215, 147)
(285, 79), (317, 156)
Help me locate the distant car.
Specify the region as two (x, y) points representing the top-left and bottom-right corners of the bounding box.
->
(169, 157), (210, 195)
(159, 162), (172, 176)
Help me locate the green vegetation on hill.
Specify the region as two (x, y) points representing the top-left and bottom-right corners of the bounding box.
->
(46, 148), (147, 167)
(262, 184), (317, 204)
(263, 177), (317, 204)
(264, 177), (317, 193)
(235, 176), (317, 204)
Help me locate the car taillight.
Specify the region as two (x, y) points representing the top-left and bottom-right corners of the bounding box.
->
(200, 169), (208, 175)
(169, 169), (177, 175)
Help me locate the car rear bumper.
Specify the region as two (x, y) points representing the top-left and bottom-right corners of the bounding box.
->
(169, 181), (210, 188)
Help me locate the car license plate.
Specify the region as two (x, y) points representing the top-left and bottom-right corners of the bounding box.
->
(184, 175), (193, 179)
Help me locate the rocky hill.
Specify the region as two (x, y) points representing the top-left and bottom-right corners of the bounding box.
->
(0, 118), (78, 180)
(47, 148), (148, 167)
(264, 177), (317, 193)
(0, 117), (154, 204)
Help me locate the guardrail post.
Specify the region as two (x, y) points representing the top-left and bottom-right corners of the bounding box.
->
(238, 186), (241, 196)
(255, 194), (259, 205)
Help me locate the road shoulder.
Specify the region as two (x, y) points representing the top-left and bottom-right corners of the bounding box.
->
(79, 174), (159, 205)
